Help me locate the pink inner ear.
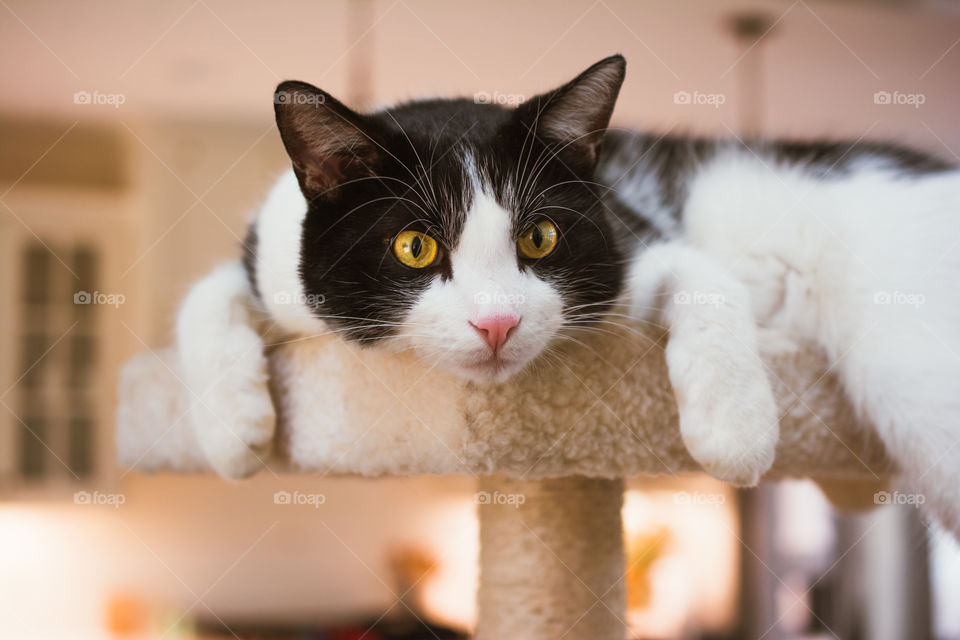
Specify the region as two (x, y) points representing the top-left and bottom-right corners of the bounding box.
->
(299, 151), (372, 197)
(277, 90), (381, 199)
(299, 153), (347, 195)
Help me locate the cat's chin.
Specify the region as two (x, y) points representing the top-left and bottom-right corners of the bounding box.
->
(450, 356), (527, 384)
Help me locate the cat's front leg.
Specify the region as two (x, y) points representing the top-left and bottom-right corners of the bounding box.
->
(175, 262), (276, 479)
(628, 242), (778, 486)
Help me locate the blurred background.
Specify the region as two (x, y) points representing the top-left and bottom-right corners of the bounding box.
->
(2, 0), (960, 638)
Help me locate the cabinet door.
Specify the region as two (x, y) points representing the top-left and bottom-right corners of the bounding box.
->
(0, 191), (132, 497)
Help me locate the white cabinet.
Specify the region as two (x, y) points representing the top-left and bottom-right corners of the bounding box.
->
(0, 188), (135, 497)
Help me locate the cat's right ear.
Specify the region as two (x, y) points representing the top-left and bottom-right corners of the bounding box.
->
(274, 81), (383, 201)
(514, 55), (625, 174)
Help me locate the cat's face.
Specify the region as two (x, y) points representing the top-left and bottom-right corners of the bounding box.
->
(269, 56), (626, 383)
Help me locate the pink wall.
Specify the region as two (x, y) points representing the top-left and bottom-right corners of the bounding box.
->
(2, 0), (959, 152)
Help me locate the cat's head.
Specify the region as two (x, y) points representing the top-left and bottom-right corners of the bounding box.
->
(260, 55), (627, 383)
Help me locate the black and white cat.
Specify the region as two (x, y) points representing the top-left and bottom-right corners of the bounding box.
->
(177, 55), (960, 534)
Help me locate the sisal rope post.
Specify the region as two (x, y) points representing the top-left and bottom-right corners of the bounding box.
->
(475, 475), (627, 640)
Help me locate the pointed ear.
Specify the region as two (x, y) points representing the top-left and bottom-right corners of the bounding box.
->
(515, 55), (626, 171)
(274, 81), (383, 200)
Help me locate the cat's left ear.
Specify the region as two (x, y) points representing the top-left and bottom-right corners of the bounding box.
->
(274, 81), (384, 201)
(515, 54), (626, 172)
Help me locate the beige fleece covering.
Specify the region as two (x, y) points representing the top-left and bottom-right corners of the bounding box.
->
(476, 475), (626, 640)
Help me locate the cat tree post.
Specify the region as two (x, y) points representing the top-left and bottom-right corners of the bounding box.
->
(476, 475), (626, 640)
(116, 324), (892, 637)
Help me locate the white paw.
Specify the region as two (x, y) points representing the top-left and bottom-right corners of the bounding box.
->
(627, 239), (780, 485)
(176, 261), (277, 480)
(186, 326), (277, 480)
(669, 345), (779, 486)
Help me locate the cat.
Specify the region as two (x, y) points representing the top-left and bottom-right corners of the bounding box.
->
(176, 54), (960, 536)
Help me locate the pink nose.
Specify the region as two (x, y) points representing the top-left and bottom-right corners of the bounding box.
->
(470, 315), (520, 353)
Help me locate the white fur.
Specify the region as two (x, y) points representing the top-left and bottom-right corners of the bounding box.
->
(628, 242), (778, 485)
(253, 170), (327, 335)
(672, 149), (960, 531)
(175, 262), (275, 479)
(173, 171), (323, 479)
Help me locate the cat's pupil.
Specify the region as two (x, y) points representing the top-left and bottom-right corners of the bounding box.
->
(531, 225), (543, 248)
(411, 235), (422, 258)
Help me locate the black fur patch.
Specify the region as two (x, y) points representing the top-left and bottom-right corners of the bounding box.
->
(768, 139), (954, 176)
(295, 101), (481, 342)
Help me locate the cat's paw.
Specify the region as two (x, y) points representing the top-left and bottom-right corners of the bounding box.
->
(176, 262), (277, 480)
(188, 325), (276, 479)
(669, 342), (779, 487)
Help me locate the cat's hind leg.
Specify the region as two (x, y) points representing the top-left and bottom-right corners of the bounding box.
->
(627, 241), (779, 486)
(814, 174), (960, 537)
(175, 262), (276, 479)
(830, 308), (960, 536)
(828, 280), (960, 536)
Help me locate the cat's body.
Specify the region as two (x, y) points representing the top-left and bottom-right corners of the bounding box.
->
(604, 131), (960, 535)
(176, 55), (960, 536)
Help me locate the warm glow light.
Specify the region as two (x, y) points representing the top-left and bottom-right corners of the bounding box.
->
(622, 483), (739, 638)
(416, 497), (479, 631)
(0, 505), (113, 640)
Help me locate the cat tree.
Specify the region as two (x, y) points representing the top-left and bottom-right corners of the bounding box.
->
(117, 323), (891, 639)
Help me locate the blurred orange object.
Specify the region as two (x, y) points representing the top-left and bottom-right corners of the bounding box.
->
(105, 592), (147, 636)
(626, 527), (672, 610)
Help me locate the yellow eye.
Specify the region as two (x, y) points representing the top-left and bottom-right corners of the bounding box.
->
(393, 230), (439, 268)
(517, 220), (558, 259)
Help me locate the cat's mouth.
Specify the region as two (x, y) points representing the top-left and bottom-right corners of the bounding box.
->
(457, 354), (523, 383)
